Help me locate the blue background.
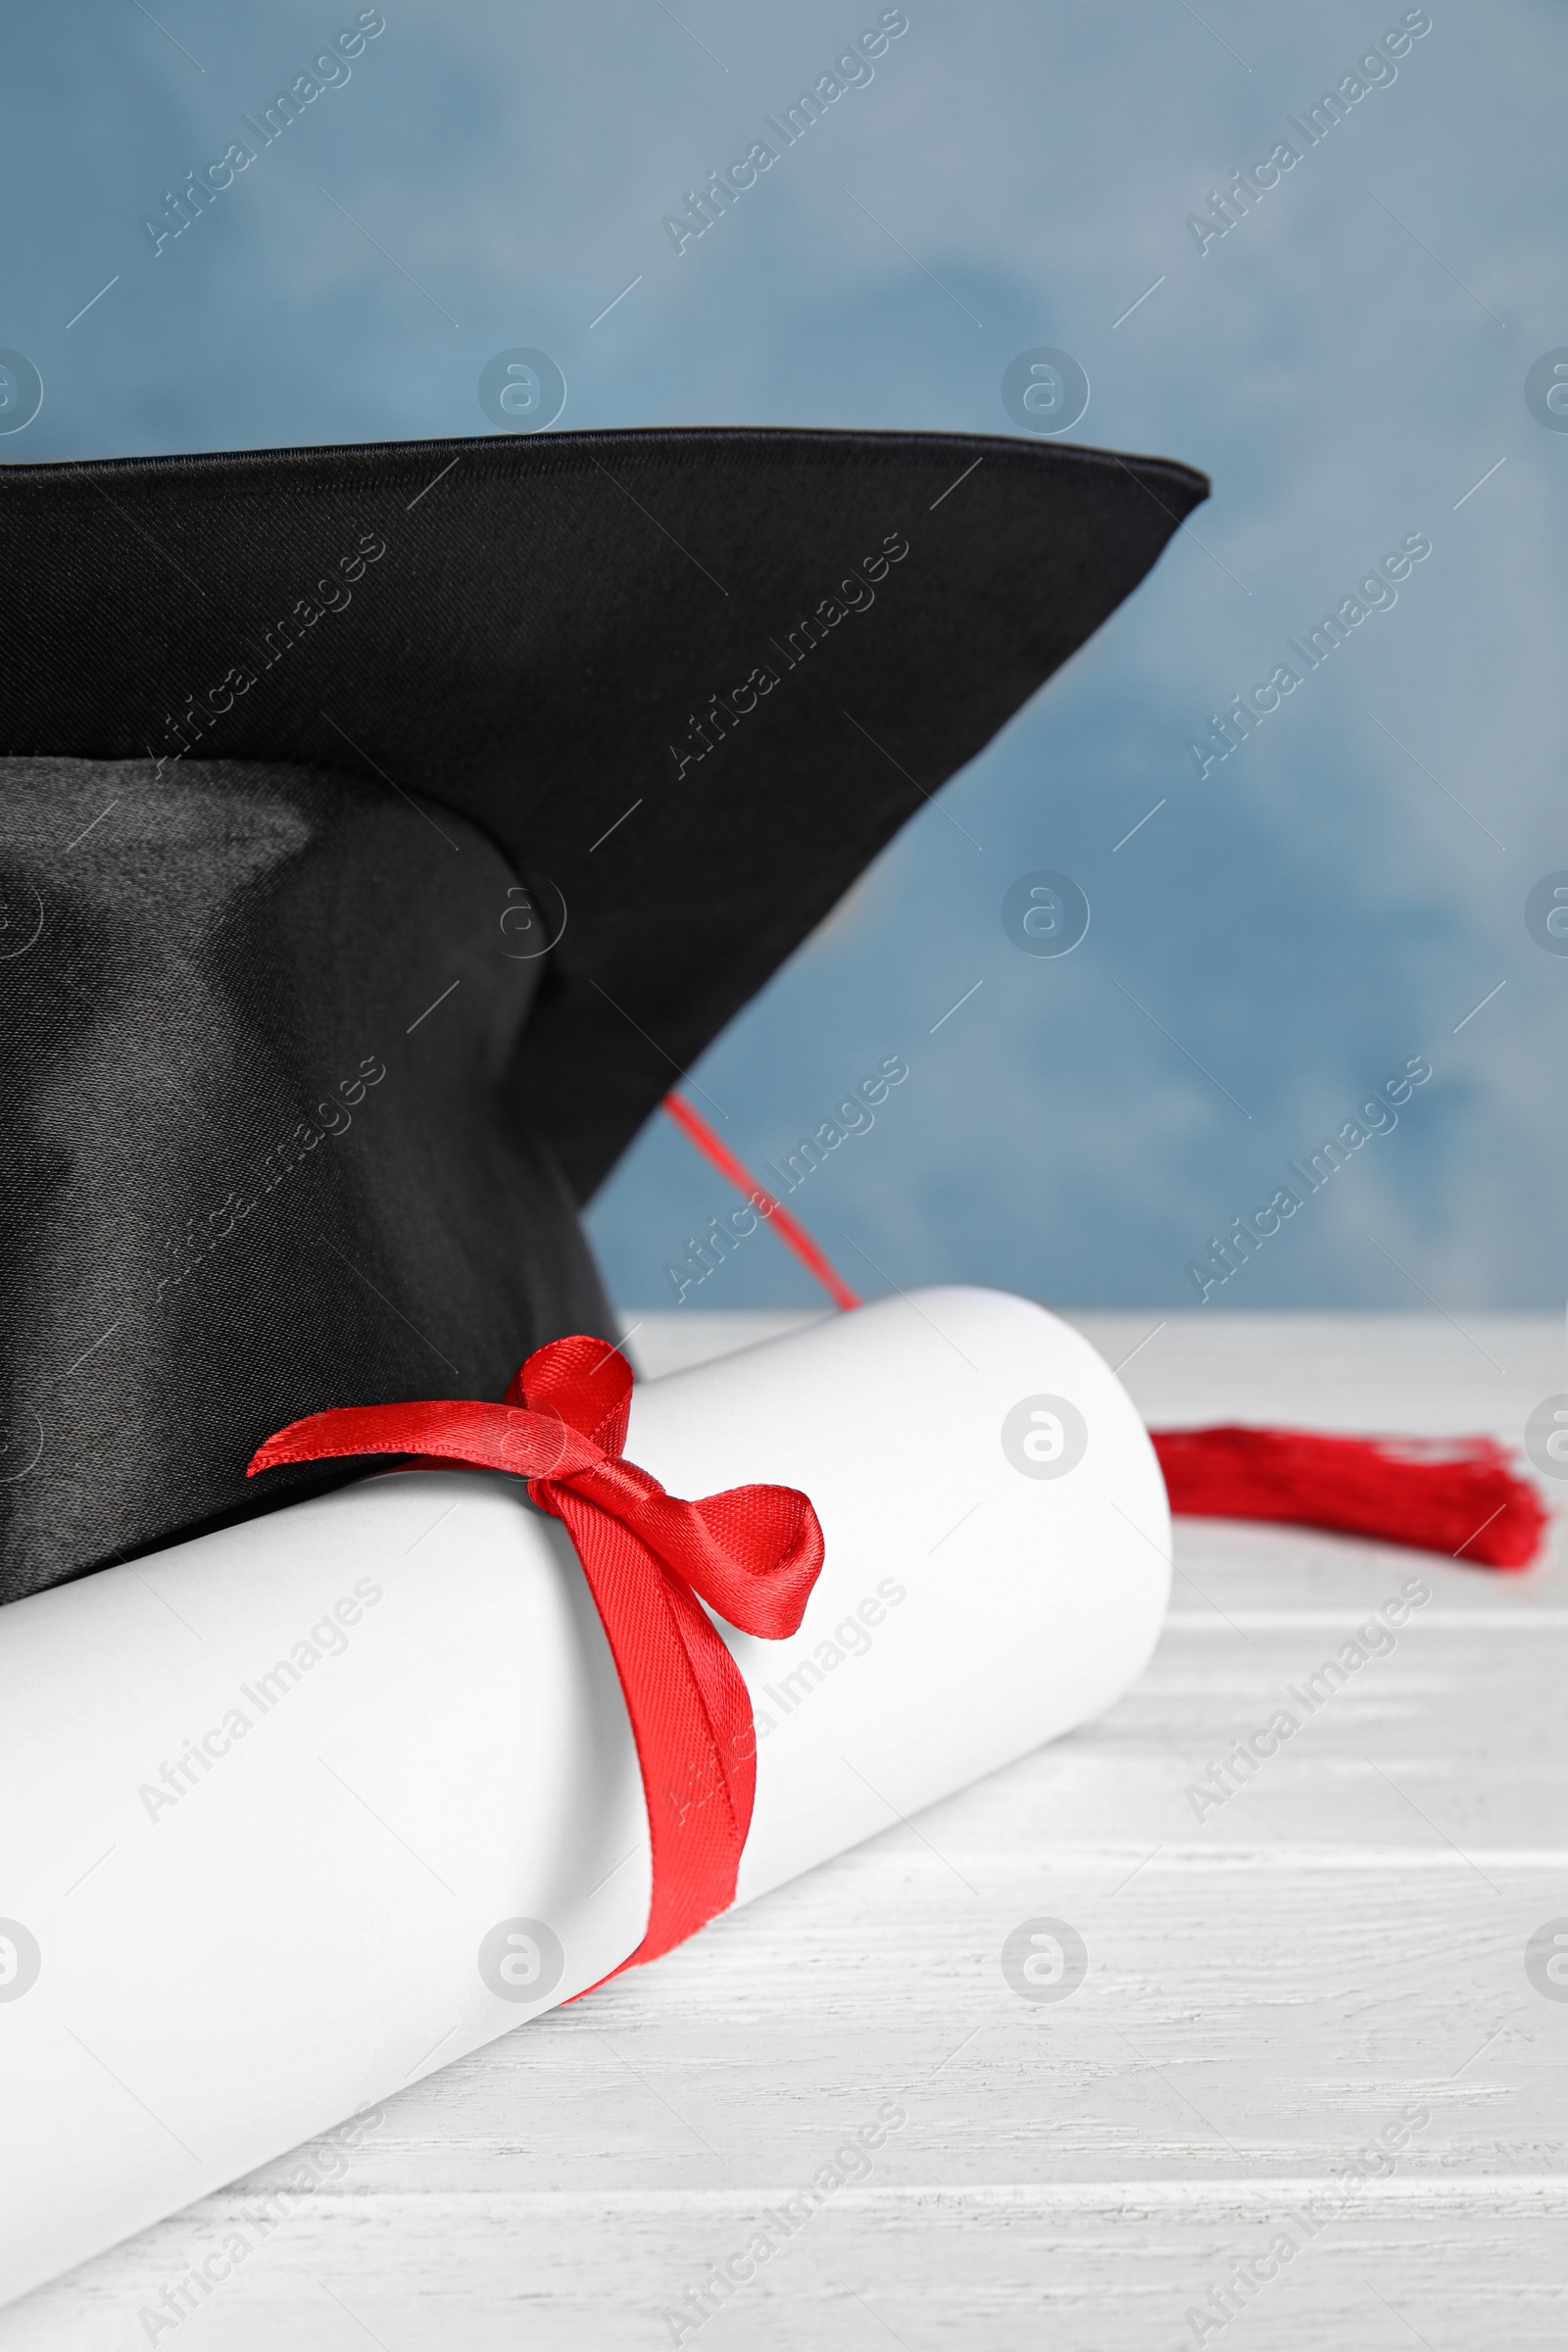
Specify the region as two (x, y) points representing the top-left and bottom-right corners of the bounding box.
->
(7, 0), (1563, 1315)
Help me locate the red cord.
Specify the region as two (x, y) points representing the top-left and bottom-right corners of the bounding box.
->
(661, 1093), (861, 1313)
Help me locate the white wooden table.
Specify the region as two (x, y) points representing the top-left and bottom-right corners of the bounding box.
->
(5, 1311), (1566, 2350)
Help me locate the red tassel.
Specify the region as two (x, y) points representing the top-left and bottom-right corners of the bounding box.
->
(1151, 1425), (1547, 1570)
(655, 1091), (1551, 1573)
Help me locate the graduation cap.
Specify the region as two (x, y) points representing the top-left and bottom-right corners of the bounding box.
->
(0, 424), (1208, 1606)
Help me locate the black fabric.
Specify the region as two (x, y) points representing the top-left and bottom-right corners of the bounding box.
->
(0, 426), (1207, 1197)
(0, 426), (1205, 1600)
(0, 761), (611, 1602)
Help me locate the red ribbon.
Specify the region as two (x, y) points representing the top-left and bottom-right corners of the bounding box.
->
(247, 1335), (824, 1973)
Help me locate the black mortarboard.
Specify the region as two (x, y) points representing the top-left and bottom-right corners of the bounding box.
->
(0, 425), (1205, 1602)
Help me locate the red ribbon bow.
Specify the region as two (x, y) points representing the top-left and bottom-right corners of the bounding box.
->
(248, 1335), (824, 1974)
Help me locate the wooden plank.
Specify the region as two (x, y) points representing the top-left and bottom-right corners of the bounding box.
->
(13, 2187), (1568, 2349)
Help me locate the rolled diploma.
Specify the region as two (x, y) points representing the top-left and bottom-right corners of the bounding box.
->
(0, 1287), (1169, 2304)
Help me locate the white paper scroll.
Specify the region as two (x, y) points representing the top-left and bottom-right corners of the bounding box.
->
(0, 1287), (1169, 2305)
